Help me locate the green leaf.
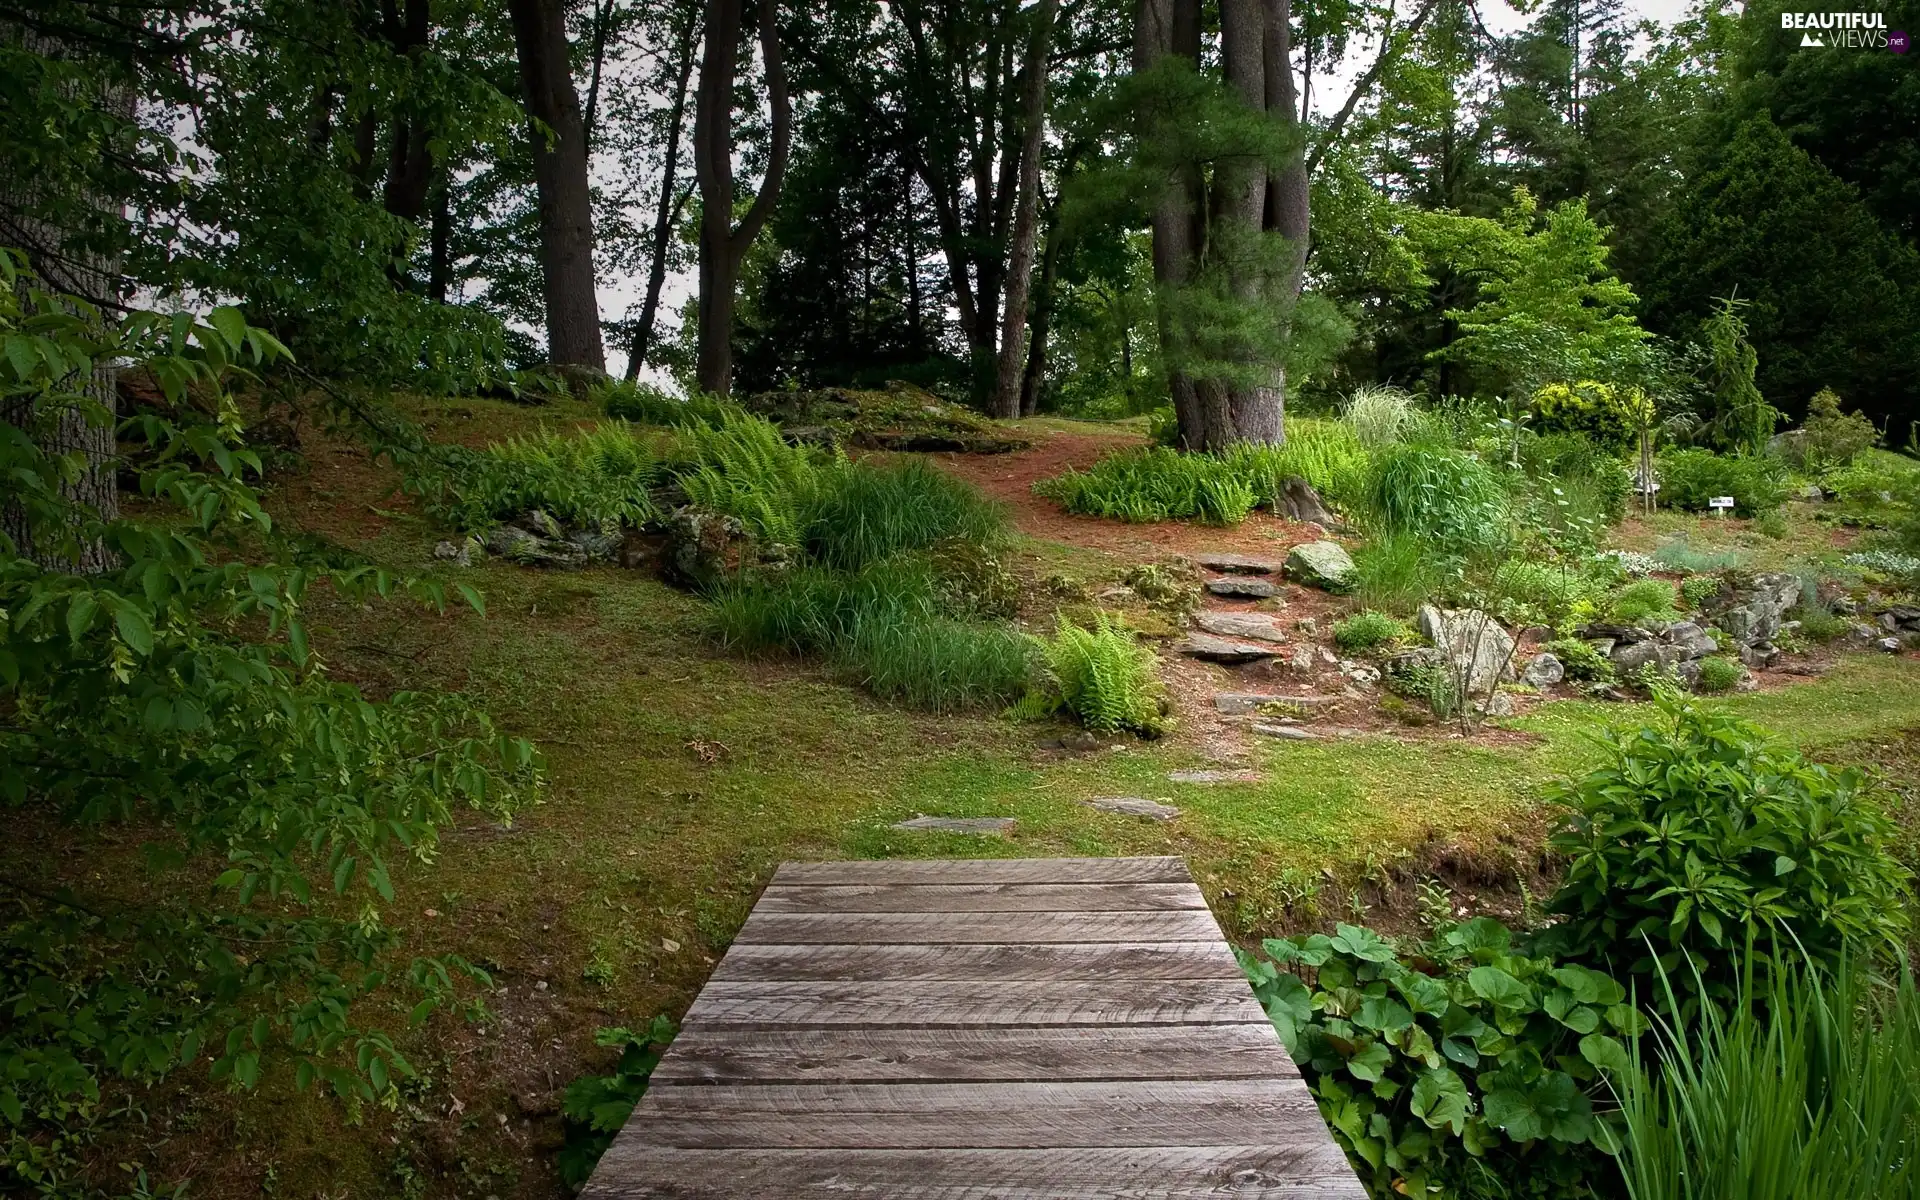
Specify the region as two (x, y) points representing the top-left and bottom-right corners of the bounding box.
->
(112, 601), (155, 655)
(1467, 966), (1533, 1009)
(1410, 1067), (1472, 1134)
(208, 306), (248, 352)
(1330, 924), (1397, 963)
(1579, 1033), (1631, 1075)
(1357, 996), (1415, 1034)
(67, 593), (99, 643)
(1345, 1039), (1394, 1083)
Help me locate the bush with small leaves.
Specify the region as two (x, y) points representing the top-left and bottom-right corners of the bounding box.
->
(1693, 656), (1742, 693)
(1542, 637), (1615, 682)
(1609, 579), (1682, 627)
(1542, 699), (1911, 1021)
(1241, 918), (1644, 1199)
(1531, 380), (1655, 450)
(1655, 448), (1790, 516)
(1679, 575), (1722, 610)
(1334, 610), (1412, 651)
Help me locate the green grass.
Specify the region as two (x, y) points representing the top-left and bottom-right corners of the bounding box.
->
(1352, 533), (1450, 615)
(423, 422), (667, 530)
(805, 458), (1008, 570)
(1333, 610), (1412, 651)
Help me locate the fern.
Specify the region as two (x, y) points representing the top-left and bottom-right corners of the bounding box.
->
(419, 423), (666, 530)
(673, 411), (829, 545)
(1033, 614), (1167, 736)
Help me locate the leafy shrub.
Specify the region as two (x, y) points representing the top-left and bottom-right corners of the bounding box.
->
(1030, 614), (1167, 735)
(928, 538), (1022, 621)
(1843, 549), (1920, 585)
(1364, 444), (1510, 554)
(1693, 656), (1742, 693)
(675, 411), (829, 545)
(1655, 448), (1789, 516)
(1353, 533), (1450, 615)
(1648, 537), (1746, 574)
(1787, 388), (1879, 473)
(1490, 559), (1607, 626)
(1384, 654), (1460, 717)
(600, 380), (734, 428)
(559, 1019), (675, 1187)
(1241, 919), (1643, 1199)
(1609, 579), (1682, 627)
(1034, 446), (1257, 525)
(1786, 604), (1850, 642)
(1678, 575), (1722, 610)
(1334, 610), (1412, 651)
(805, 458), (1006, 571)
(1543, 700), (1912, 1019)
(1521, 432), (1631, 521)
(1542, 637), (1614, 682)
(1531, 380), (1654, 449)
(424, 424), (666, 531)
(1754, 510), (1789, 539)
(1342, 385), (1422, 448)
(1615, 956), (1920, 1200)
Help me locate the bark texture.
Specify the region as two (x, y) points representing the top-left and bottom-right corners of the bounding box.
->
(989, 0), (1059, 418)
(694, 0), (790, 396)
(508, 0), (607, 369)
(1, 26), (128, 573)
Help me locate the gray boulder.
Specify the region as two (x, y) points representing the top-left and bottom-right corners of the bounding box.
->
(1709, 572), (1802, 647)
(1739, 643), (1780, 669)
(485, 524), (587, 568)
(1662, 621), (1719, 661)
(1521, 652), (1565, 687)
(1416, 606), (1516, 694)
(1611, 640), (1671, 675)
(661, 507), (750, 590)
(1252, 722), (1320, 741)
(525, 509), (566, 541)
(1283, 540), (1357, 592)
(1877, 637), (1905, 654)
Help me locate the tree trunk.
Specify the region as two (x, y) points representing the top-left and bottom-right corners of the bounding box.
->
(693, 0), (789, 396)
(1018, 210), (1063, 417)
(989, 0), (1058, 419)
(508, 0), (606, 370)
(428, 173), (452, 302)
(1134, 0), (1210, 448)
(624, 10), (699, 381)
(1, 27), (128, 573)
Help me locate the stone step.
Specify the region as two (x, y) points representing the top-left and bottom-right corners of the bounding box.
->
(1167, 769), (1264, 784)
(891, 816), (1015, 835)
(1205, 577), (1281, 599)
(1192, 611), (1288, 643)
(1176, 634), (1282, 664)
(1082, 796), (1181, 820)
(1194, 552), (1285, 575)
(1213, 692), (1346, 715)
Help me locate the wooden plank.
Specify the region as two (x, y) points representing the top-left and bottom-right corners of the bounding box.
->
(733, 908), (1223, 946)
(682, 979), (1269, 1028)
(708, 940), (1243, 983)
(771, 857), (1191, 886)
(650, 1023), (1299, 1085)
(584, 1143), (1367, 1198)
(627, 1079), (1328, 1150)
(756, 881), (1208, 913)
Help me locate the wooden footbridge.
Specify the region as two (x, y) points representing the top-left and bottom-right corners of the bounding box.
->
(582, 856), (1364, 1197)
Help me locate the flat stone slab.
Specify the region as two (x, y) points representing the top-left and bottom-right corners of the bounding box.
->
(1251, 722), (1321, 741)
(1083, 796), (1182, 821)
(1176, 634), (1280, 664)
(1195, 552), (1284, 575)
(1212, 692), (1344, 715)
(1205, 577), (1281, 599)
(891, 816), (1016, 835)
(1168, 769), (1264, 784)
(1192, 611), (1288, 643)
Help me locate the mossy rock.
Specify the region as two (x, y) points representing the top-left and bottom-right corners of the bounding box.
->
(737, 381), (1031, 455)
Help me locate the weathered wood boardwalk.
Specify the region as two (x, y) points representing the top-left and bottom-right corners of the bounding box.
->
(583, 856), (1364, 1198)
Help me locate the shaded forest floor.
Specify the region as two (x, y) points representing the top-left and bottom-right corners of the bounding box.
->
(19, 393), (1920, 1199)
